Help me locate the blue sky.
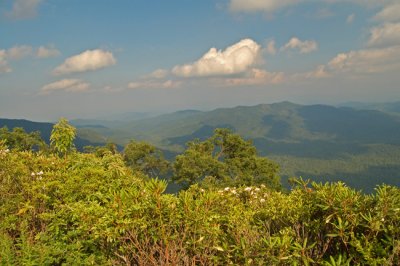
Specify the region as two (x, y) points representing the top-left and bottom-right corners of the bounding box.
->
(1, 0), (400, 121)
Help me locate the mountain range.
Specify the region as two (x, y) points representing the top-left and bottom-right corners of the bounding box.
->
(2, 101), (400, 192)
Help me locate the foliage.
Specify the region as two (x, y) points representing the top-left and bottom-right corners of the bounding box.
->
(123, 140), (169, 178)
(0, 143), (399, 265)
(1, 123), (400, 265)
(173, 128), (281, 189)
(0, 126), (47, 151)
(50, 118), (76, 156)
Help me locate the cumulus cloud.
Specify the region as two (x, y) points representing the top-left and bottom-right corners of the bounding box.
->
(228, 0), (396, 15)
(6, 0), (43, 20)
(229, 0), (301, 14)
(368, 23), (400, 47)
(0, 44), (61, 73)
(224, 68), (285, 86)
(0, 50), (12, 73)
(302, 65), (330, 79)
(147, 69), (169, 79)
(40, 79), (90, 94)
(36, 46), (60, 58)
(6, 45), (33, 60)
(265, 40), (277, 55)
(374, 4), (400, 22)
(128, 80), (181, 90)
(172, 39), (261, 77)
(327, 45), (400, 74)
(53, 49), (116, 75)
(281, 37), (318, 54)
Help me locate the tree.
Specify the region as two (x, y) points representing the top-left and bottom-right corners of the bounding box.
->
(172, 128), (281, 189)
(0, 126), (47, 151)
(123, 140), (169, 178)
(50, 118), (76, 156)
(84, 142), (119, 157)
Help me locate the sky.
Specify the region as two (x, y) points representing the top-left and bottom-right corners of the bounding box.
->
(1, 0), (400, 121)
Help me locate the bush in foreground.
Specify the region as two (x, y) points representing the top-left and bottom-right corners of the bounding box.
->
(1, 143), (399, 265)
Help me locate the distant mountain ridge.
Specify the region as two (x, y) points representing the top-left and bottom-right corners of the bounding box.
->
(0, 118), (103, 150)
(92, 102), (400, 148)
(339, 101), (400, 115)
(2, 101), (400, 192)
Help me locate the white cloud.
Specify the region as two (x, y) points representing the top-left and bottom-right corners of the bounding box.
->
(346, 14), (355, 24)
(6, 0), (43, 20)
(229, 0), (301, 14)
(172, 39), (261, 77)
(368, 23), (400, 47)
(374, 4), (400, 22)
(128, 80), (181, 90)
(6, 45), (33, 60)
(303, 65), (330, 79)
(41, 79), (90, 94)
(265, 40), (277, 55)
(36, 46), (60, 58)
(228, 0), (396, 15)
(281, 37), (318, 54)
(0, 50), (12, 73)
(327, 45), (400, 74)
(224, 68), (285, 86)
(53, 49), (116, 75)
(147, 69), (169, 79)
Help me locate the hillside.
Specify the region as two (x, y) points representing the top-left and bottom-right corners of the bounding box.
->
(0, 118), (103, 150)
(73, 102), (400, 192)
(339, 101), (400, 116)
(3, 102), (400, 192)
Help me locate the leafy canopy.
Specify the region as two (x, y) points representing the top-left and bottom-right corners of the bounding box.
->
(172, 128), (281, 189)
(123, 140), (169, 178)
(0, 126), (47, 151)
(50, 118), (76, 156)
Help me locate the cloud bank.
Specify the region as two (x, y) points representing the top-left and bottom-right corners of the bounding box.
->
(374, 4), (400, 22)
(368, 23), (400, 48)
(53, 49), (116, 75)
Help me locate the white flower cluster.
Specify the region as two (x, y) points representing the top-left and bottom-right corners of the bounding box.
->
(31, 171), (44, 180)
(0, 148), (10, 156)
(218, 185), (268, 203)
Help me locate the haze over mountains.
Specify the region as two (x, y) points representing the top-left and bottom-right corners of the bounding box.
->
(2, 101), (400, 192)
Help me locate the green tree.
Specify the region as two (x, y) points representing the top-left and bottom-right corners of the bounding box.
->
(0, 126), (47, 151)
(84, 142), (119, 157)
(123, 140), (169, 178)
(172, 128), (281, 189)
(50, 118), (76, 156)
